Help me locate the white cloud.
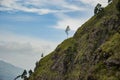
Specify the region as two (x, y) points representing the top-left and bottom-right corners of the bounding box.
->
(0, 0), (86, 15)
(5, 15), (36, 22)
(79, 0), (108, 7)
(53, 13), (90, 31)
(0, 0), (108, 15)
(52, 0), (108, 31)
(0, 32), (58, 70)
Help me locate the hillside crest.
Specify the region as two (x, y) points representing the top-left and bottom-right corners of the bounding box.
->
(29, 0), (120, 80)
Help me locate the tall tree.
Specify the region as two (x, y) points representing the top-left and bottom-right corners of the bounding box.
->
(94, 6), (98, 14)
(65, 25), (70, 38)
(41, 53), (44, 57)
(94, 3), (103, 15)
(14, 70), (27, 80)
(34, 61), (39, 71)
(21, 70), (27, 79)
(29, 69), (33, 76)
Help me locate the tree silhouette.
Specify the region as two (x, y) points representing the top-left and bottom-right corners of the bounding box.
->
(14, 75), (21, 80)
(41, 53), (44, 57)
(94, 6), (98, 15)
(34, 61), (40, 71)
(29, 69), (33, 76)
(21, 70), (27, 79)
(14, 70), (27, 80)
(94, 3), (103, 15)
(65, 25), (70, 38)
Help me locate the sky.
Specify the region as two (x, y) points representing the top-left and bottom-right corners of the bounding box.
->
(0, 0), (108, 70)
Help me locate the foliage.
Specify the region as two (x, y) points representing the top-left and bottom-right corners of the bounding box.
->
(65, 25), (70, 38)
(29, 69), (33, 76)
(94, 3), (103, 15)
(21, 70), (27, 79)
(34, 61), (40, 71)
(14, 75), (21, 80)
(29, 0), (120, 80)
(41, 53), (44, 57)
(15, 70), (28, 80)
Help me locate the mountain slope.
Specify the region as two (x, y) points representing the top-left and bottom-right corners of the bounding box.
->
(29, 0), (120, 80)
(0, 60), (23, 80)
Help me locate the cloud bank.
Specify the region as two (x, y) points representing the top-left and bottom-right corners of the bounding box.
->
(0, 0), (108, 31)
(0, 0), (86, 15)
(0, 32), (58, 70)
(53, 13), (90, 31)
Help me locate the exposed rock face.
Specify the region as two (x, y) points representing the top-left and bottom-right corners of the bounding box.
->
(29, 0), (120, 80)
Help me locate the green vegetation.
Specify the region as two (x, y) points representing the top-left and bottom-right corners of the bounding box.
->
(41, 53), (44, 58)
(29, 70), (33, 76)
(15, 70), (28, 80)
(116, 0), (120, 12)
(94, 3), (104, 15)
(101, 33), (120, 53)
(65, 25), (70, 38)
(29, 0), (120, 80)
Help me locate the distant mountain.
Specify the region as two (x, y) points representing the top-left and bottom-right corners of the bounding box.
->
(0, 60), (23, 80)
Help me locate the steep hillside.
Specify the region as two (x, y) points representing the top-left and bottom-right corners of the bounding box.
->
(0, 60), (23, 80)
(29, 0), (120, 80)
